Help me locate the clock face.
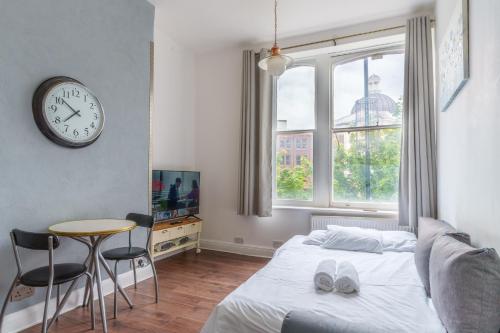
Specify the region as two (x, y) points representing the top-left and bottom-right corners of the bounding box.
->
(42, 81), (104, 145)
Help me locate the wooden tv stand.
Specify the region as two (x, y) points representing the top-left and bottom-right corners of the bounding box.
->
(151, 216), (203, 258)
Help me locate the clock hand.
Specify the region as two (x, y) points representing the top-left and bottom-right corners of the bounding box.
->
(64, 110), (81, 122)
(62, 99), (82, 117)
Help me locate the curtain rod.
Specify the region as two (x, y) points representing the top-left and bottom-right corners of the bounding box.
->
(281, 19), (435, 51)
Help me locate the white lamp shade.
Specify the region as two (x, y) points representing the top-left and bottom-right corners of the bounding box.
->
(258, 54), (293, 77)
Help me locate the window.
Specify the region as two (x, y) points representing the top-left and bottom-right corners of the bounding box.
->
(332, 53), (404, 207)
(274, 66), (315, 201)
(279, 138), (285, 149)
(273, 44), (404, 210)
(296, 137), (309, 149)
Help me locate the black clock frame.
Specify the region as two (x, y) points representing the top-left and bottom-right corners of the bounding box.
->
(32, 76), (104, 148)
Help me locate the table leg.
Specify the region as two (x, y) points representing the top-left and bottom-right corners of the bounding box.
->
(69, 236), (95, 308)
(98, 252), (134, 309)
(82, 254), (95, 307)
(93, 236), (108, 333)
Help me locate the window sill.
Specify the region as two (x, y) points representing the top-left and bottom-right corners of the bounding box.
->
(272, 205), (398, 218)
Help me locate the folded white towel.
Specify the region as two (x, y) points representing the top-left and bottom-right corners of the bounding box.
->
(314, 259), (337, 291)
(334, 261), (360, 293)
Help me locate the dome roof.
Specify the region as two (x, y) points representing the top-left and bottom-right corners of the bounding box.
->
(334, 75), (401, 128)
(350, 92), (398, 115)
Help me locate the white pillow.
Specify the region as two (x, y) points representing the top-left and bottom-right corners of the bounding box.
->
(322, 225), (383, 253)
(382, 230), (417, 252)
(303, 230), (332, 245)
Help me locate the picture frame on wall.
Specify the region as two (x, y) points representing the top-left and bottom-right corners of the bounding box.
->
(438, 0), (469, 112)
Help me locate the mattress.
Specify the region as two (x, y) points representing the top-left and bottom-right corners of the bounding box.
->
(201, 235), (445, 333)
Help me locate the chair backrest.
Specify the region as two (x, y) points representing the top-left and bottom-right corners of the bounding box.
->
(11, 229), (60, 250)
(126, 213), (154, 229)
(125, 213), (154, 249)
(10, 229), (58, 276)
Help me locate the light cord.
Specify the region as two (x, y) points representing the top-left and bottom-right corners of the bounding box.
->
(274, 0), (278, 46)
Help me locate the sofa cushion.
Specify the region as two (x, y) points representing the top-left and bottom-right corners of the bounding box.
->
(281, 311), (380, 333)
(429, 234), (500, 333)
(414, 217), (456, 295)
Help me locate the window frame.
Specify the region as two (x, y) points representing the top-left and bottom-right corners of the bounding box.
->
(272, 44), (405, 212)
(272, 60), (318, 207)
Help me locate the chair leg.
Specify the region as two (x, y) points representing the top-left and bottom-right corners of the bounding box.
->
(46, 279), (78, 330)
(114, 261), (118, 319)
(46, 274), (95, 331)
(55, 285), (60, 322)
(98, 252), (133, 309)
(146, 253), (159, 303)
(132, 259), (137, 289)
(0, 277), (18, 332)
(41, 283), (53, 333)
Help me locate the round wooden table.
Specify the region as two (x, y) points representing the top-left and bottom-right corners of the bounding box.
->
(49, 219), (136, 333)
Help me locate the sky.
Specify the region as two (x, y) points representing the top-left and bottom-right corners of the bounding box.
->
(276, 53), (404, 130)
(277, 66), (315, 130)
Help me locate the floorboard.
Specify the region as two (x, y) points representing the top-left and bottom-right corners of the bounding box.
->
(21, 250), (269, 333)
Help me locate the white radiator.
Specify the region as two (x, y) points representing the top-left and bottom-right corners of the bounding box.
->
(311, 215), (414, 233)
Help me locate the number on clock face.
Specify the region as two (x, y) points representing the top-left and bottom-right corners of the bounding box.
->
(43, 82), (104, 144)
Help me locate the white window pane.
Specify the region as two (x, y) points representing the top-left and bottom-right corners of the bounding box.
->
(276, 132), (313, 201)
(277, 66), (315, 131)
(333, 53), (404, 129)
(333, 59), (365, 126)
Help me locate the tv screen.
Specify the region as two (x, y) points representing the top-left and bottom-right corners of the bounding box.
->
(152, 170), (200, 222)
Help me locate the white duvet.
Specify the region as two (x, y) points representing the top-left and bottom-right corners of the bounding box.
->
(201, 235), (445, 333)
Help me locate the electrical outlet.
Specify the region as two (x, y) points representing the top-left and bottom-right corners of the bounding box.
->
(10, 285), (34, 302)
(272, 240), (284, 249)
(133, 257), (150, 268)
(233, 237), (244, 244)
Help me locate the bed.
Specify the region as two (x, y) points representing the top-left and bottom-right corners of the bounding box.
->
(201, 229), (446, 333)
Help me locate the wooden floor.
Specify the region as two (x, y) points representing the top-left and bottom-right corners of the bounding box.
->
(22, 250), (269, 333)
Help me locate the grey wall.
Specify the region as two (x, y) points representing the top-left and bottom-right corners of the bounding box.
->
(0, 0), (154, 314)
(436, 0), (500, 252)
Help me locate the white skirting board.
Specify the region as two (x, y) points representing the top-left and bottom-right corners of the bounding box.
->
(200, 239), (275, 258)
(2, 266), (153, 333)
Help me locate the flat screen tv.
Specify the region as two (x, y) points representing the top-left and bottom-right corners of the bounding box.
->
(152, 170), (200, 222)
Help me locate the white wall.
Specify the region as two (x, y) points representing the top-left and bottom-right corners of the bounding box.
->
(436, 0), (500, 252)
(153, 4), (197, 170)
(194, 48), (312, 250)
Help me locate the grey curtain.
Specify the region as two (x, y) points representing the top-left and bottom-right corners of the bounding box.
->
(238, 49), (273, 217)
(399, 16), (437, 228)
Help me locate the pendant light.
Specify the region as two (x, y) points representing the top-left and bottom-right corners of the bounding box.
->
(258, 0), (292, 77)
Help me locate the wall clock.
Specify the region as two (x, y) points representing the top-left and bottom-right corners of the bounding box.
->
(32, 76), (105, 148)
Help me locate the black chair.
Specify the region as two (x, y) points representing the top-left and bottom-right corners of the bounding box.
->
(0, 229), (94, 333)
(101, 213), (159, 318)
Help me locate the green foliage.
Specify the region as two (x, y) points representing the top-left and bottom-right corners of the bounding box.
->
(394, 96), (403, 118)
(276, 151), (313, 200)
(275, 129), (401, 203)
(333, 129), (401, 203)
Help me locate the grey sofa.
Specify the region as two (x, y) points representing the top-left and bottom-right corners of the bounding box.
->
(281, 311), (380, 333)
